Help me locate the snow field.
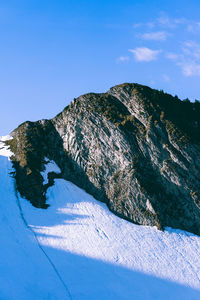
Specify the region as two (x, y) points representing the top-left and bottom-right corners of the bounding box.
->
(0, 139), (200, 299)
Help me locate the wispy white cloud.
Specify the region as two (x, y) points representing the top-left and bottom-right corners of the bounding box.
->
(140, 31), (168, 41)
(116, 56), (130, 63)
(174, 18), (188, 25)
(165, 41), (200, 63)
(157, 15), (176, 28)
(165, 52), (179, 61)
(129, 47), (161, 62)
(178, 62), (200, 76)
(165, 41), (200, 76)
(187, 22), (200, 34)
(133, 22), (155, 29)
(157, 14), (187, 28)
(133, 23), (142, 29)
(182, 41), (200, 59)
(132, 14), (200, 77)
(133, 14), (189, 32)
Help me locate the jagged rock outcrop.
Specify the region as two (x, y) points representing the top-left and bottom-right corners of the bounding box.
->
(7, 83), (200, 234)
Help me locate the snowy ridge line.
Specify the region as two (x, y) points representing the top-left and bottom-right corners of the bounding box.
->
(14, 188), (72, 300)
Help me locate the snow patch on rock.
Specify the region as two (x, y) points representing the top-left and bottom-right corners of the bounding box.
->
(146, 199), (156, 214)
(0, 135), (13, 158)
(41, 158), (61, 184)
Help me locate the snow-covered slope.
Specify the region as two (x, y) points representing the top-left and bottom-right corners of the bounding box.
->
(0, 137), (200, 299)
(0, 139), (67, 299)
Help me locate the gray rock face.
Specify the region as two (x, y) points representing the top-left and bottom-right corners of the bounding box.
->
(8, 83), (200, 235)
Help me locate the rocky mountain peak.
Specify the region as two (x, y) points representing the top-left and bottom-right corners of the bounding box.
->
(6, 83), (200, 235)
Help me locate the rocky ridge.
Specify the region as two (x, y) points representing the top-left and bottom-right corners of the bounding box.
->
(7, 83), (200, 235)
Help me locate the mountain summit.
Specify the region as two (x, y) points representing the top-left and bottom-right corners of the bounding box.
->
(7, 83), (200, 235)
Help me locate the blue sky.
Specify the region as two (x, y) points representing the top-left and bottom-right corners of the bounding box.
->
(1, 0), (200, 135)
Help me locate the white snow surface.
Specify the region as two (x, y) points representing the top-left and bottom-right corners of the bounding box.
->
(0, 135), (13, 158)
(41, 158), (61, 184)
(0, 142), (200, 299)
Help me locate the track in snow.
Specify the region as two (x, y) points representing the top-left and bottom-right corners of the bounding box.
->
(15, 190), (72, 300)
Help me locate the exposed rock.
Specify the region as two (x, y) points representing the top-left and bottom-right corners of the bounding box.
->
(7, 83), (200, 235)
